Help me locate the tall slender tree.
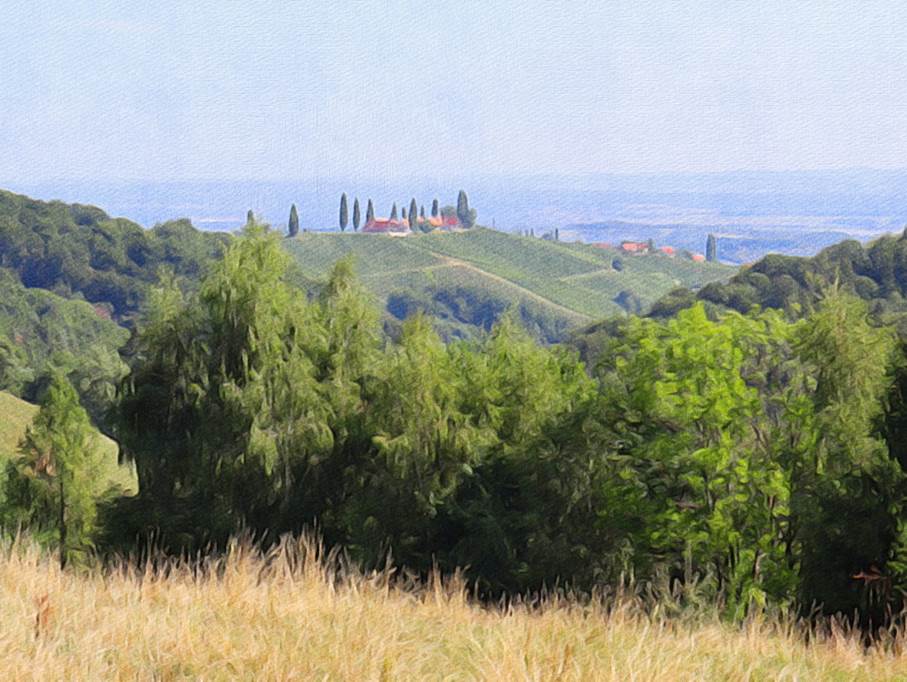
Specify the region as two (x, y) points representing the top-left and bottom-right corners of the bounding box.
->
(706, 234), (718, 262)
(353, 198), (361, 231)
(420, 205), (425, 219)
(339, 194), (349, 232)
(246, 209), (255, 225)
(390, 203), (398, 220)
(409, 198), (418, 229)
(456, 190), (476, 228)
(288, 204), (299, 237)
(431, 199), (439, 217)
(366, 199), (375, 224)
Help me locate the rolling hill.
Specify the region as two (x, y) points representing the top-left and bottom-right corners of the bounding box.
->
(285, 229), (735, 340)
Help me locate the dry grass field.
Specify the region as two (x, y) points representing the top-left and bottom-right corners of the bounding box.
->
(0, 539), (905, 681)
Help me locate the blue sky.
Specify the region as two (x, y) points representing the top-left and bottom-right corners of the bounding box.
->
(3, 1), (907, 182)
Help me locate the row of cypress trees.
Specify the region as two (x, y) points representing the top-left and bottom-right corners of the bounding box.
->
(283, 191), (475, 236)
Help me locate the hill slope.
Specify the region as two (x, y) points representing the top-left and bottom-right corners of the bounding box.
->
(286, 229), (734, 340)
(0, 391), (135, 494)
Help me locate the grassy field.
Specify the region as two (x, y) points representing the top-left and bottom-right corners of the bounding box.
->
(0, 391), (136, 494)
(285, 229), (735, 327)
(0, 538), (904, 680)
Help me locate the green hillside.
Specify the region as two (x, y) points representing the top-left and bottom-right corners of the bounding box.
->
(285, 228), (734, 339)
(0, 391), (135, 494)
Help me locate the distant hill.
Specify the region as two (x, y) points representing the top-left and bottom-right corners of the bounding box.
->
(0, 391), (135, 495)
(0, 188), (229, 321)
(286, 228), (735, 341)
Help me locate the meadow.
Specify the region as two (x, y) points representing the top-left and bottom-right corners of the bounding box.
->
(1, 538), (905, 681)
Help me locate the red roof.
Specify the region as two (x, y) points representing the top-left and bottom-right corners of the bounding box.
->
(620, 241), (648, 253)
(691, 253), (705, 262)
(659, 246), (676, 255)
(363, 218), (408, 233)
(592, 242), (613, 249)
(443, 215), (459, 226)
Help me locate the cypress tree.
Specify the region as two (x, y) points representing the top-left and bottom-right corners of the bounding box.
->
(391, 203), (398, 220)
(353, 198), (361, 231)
(431, 199), (439, 217)
(246, 209), (254, 225)
(288, 204), (299, 237)
(339, 194), (349, 232)
(402, 207), (407, 220)
(420, 205), (425, 218)
(366, 199), (375, 224)
(409, 198), (418, 228)
(456, 190), (470, 226)
(706, 233), (718, 262)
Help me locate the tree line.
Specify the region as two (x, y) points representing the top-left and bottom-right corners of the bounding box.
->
(4, 222), (907, 628)
(285, 191), (476, 235)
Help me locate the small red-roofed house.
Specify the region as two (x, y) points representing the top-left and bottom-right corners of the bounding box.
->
(363, 218), (409, 234)
(659, 246), (676, 256)
(620, 241), (649, 253)
(592, 242), (613, 249)
(690, 253), (706, 262)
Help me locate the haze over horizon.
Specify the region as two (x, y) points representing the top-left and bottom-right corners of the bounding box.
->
(3, 1), (907, 183)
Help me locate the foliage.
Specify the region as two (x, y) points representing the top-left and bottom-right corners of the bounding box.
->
(339, 193), (349, 232)
(288, 203), (299, 237)
(1, 373), (123, 567)
(0, 189), (229, 321)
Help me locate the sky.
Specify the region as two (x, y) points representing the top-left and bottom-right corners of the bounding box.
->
(3, 1), (907, 182)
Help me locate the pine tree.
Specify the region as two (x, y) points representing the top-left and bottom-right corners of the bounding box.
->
(706, 234), (718, 262)
(353, 198), (361, 231)
(431, 199), (439, 217)
(409, 198), (418, 228)
(288, 204), (299, 237)
(390, 203), (398, 220)
(2, 373), (107, 569)
(339, 194), (349, 232)
(366, 199), (375, 224)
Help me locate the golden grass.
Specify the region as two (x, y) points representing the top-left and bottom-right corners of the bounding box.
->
(0, 539), (905, 681)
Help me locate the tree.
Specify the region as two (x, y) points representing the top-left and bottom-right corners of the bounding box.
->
(402, 207), (407, 220)
(420, 205), (425, 219)
(288, 204), (299, 238)
(339, 194), (349, 232)
(366, 199), (375, 224)
(353, 198), (361, 231)
(431, 199), (439, 217)
(707, 234), (718, 262)
(2, 373), (110, 568)
(247, 209), (255, 225)
(457, 190), (476, 228)
(409, 198), (418, 229)
(390, 203), (398, 221)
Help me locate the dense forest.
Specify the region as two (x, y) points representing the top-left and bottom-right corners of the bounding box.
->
(7, 191), (907, 628)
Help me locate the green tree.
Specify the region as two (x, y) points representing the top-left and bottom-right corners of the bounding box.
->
(339, 194), (349, 232)
(431, 199), (439, 217)
(706, 234), (718, 262)
(2, 373), (111, 568)
(352, 198), (361, 231)
(366, 199), (375, 224)
(247, 209), (255, 225)
(409, 198), (418, 229)
(390, 203), (398, 221)
(288, 204), (299, 237)
(457, 190), (476, 228)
